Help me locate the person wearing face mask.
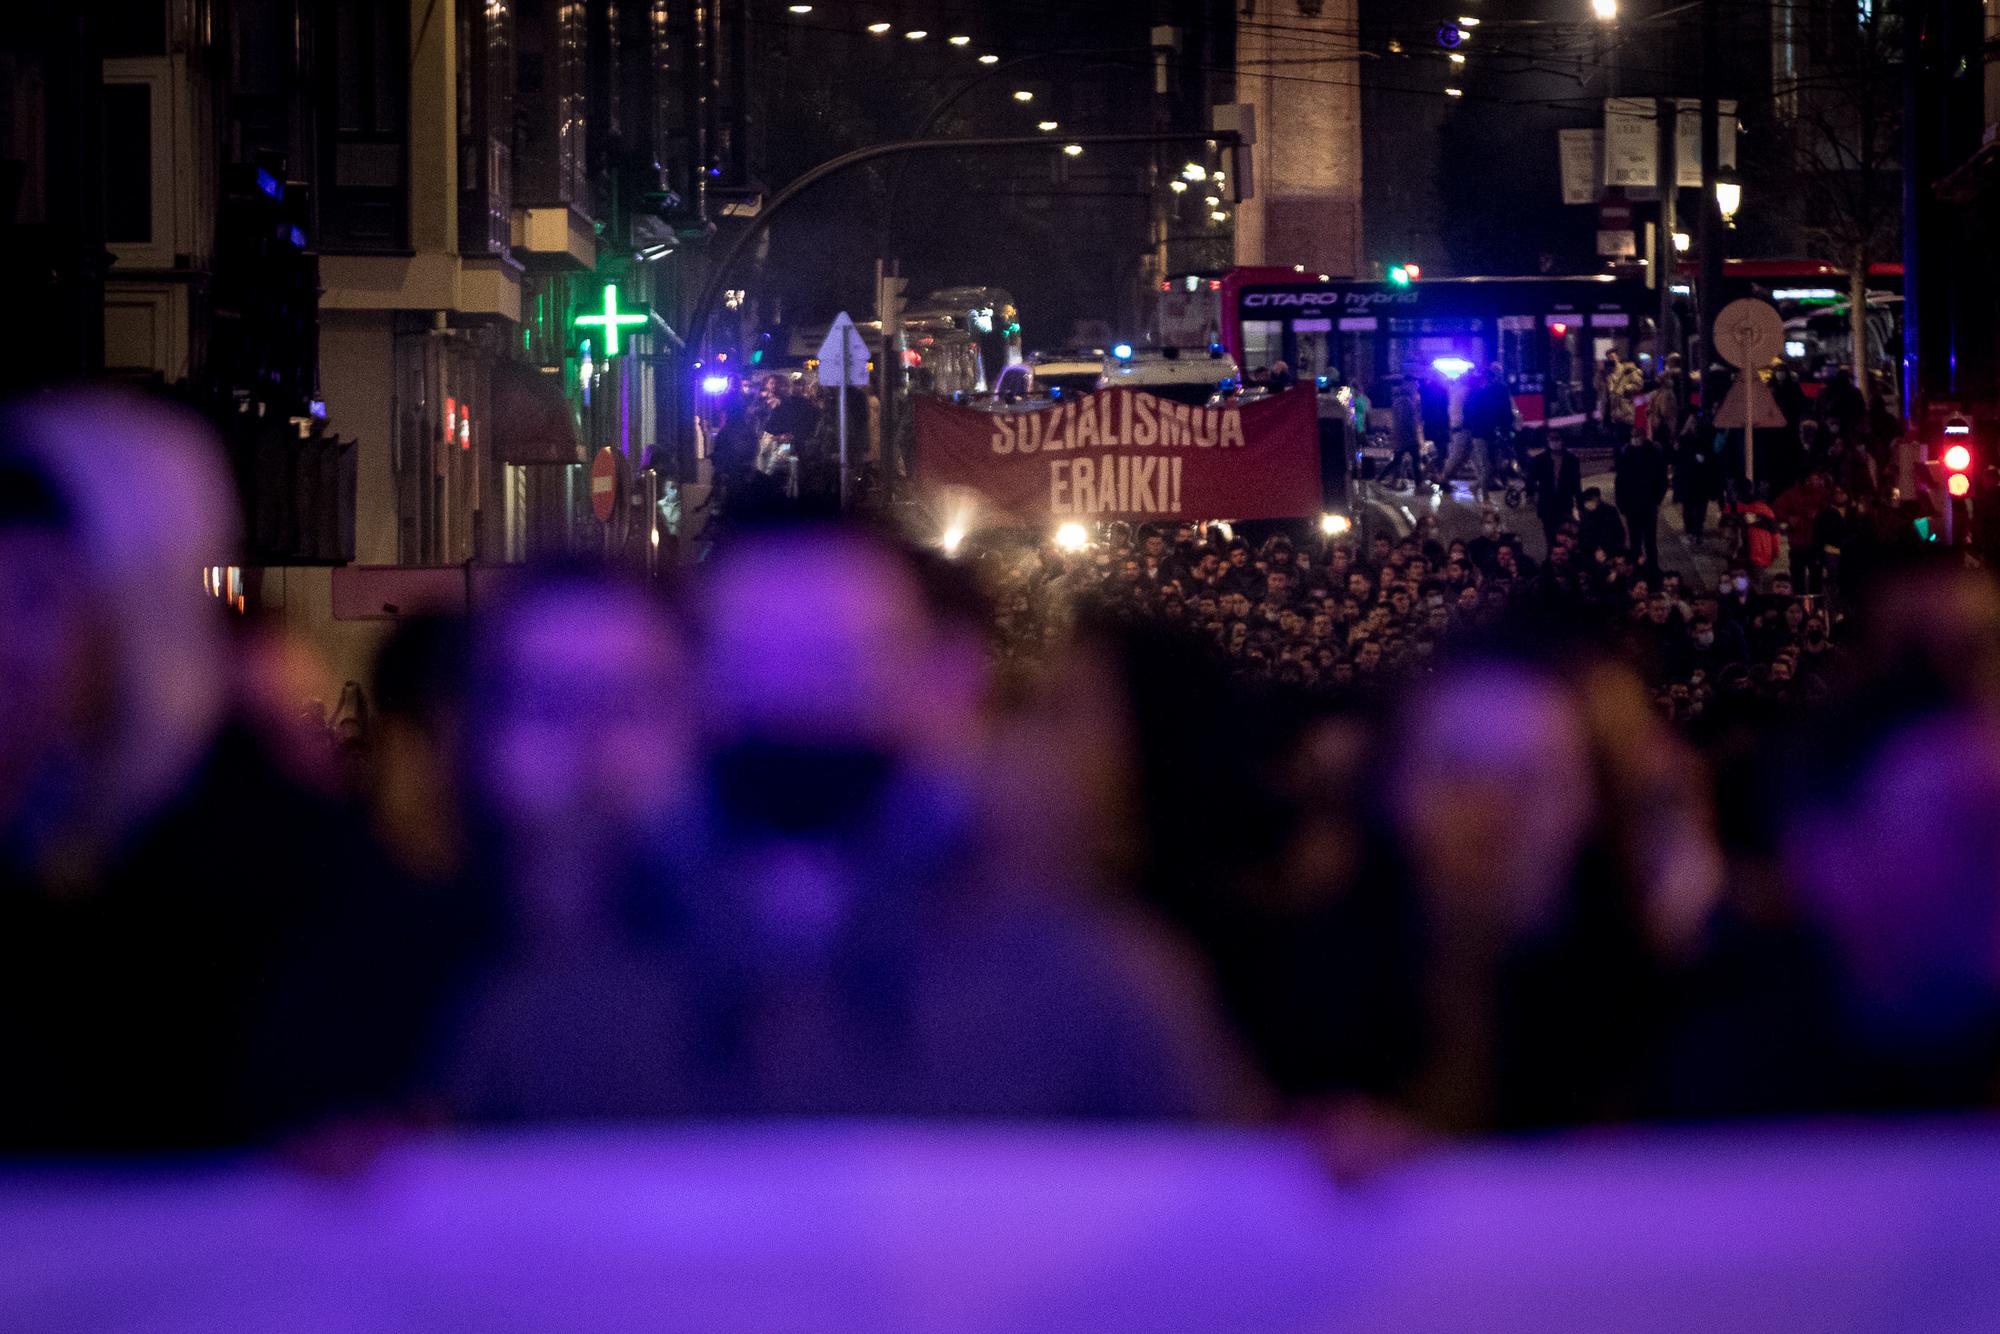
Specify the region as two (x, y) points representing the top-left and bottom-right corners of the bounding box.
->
(1715, 568), (1757, 628)
(1687, 614), (1745, 676)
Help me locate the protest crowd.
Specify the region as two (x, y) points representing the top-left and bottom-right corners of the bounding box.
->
(4, 386), (2000, 1165)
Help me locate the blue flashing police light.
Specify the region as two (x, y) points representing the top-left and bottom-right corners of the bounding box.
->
(1113, 343), (1135, 361)
(1432, 356), (1475, 380)
(701, 374), (733, 395)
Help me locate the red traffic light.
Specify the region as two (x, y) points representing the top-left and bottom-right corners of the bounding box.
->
(1944, 443), (1972, 472)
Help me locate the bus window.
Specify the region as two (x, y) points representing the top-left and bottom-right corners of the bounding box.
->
(1243, 319), (1283, 375)
(1336, 325), (1380, 391)
(1498, 315), (1541, 395)
(1546, 322), (1582, 416)
(1293, 318), (1332, 381)
(1388, 317), (1482, 380)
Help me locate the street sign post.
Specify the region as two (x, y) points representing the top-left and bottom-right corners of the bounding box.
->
(1713, 298), (1786, 483)
(817, 311), (870, 510)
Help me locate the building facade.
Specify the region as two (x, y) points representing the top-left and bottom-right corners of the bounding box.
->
(1232, 0), (1363, 279)
(0, 0), (754, 685)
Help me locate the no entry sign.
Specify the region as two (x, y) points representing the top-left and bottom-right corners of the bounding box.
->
(590, 447), (618, 522)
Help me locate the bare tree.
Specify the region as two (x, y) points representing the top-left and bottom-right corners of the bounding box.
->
(1774, 3), (1903, 410)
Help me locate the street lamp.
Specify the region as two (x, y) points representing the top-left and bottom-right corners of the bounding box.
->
(867, 22), (890, 34)
(1063, 143), (1084, 157)
(1037, 120), (1059, 131)
(1592, 0), (1617, 20)
(1715, 177), (1742, 225)
(1012, 89), (1034, 102)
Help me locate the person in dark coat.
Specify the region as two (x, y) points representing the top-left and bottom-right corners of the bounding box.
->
(1674, 426), (1718, 545)
(1526, 430), (1583, 550)
(1577, 486), (1628, 562)
(1616, 434), (1671, 569)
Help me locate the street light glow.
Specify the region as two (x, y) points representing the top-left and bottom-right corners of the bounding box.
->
(1210, 209), (1228, 222)
(1063, 143), (1083, 157)
(1182, 162), (1207, 181)
(787, 3), (812, 12)
(948, 34), (970, 46)
(1593, 0), (1618, 17)
(1204, 194), (1220, 206)
(904, 28), (927, 39)
(1012, 89), (1034, 102)
(1457, 15), (1480, 26)
(1715, 179), (1743, 222)
(1449, 51), (1466, 63)
(1169, 179), (1188, 192)
(867, 21), (890, 33)
(1037, 120), (1059, 131)
(1673, 231), (1691, 252)
(1445, 86), (1464, 97)
(977, 53), (999, 63)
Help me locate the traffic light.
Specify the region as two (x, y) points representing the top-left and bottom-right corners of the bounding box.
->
(1942, 416), (1974, 498)
(1389, 264), (1416, 287)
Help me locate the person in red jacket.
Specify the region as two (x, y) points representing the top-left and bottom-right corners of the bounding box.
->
(1774, 471), (1832, 593)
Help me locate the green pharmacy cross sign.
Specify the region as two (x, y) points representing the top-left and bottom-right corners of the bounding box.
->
(574, 283), (649, 356)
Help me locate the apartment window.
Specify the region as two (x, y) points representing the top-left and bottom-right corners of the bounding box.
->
(514, 0), (590, 211)
(459, 0), (516, 255)
(322, 0), (409, 250)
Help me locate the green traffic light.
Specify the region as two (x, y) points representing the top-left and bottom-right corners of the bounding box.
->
(1389, 265), (1411, 288)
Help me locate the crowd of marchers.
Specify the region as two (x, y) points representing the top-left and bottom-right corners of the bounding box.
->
(5, 387), (2000, 1168)
(987, 506), (1845, 726)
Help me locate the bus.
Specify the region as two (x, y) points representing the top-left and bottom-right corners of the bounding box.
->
(1167, 269), (1651, 429)
(1167, 260), (1905, 428)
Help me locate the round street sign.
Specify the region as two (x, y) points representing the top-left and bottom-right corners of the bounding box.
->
(1713, 298), (1786, 370)
(590, 447), (618, 523)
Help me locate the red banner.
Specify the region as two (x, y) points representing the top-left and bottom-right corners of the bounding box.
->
(913, 386), (1322, 523)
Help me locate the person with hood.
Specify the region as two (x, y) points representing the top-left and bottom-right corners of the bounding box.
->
(1577, 486), (1628, 563)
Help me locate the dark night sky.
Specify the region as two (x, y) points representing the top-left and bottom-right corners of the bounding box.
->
(746, 1), (1211, 352)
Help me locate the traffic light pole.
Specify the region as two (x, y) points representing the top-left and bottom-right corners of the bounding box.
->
(678, 129), (1244, 481)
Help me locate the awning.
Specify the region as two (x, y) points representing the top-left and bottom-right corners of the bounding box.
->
(488, 360), (583, 464)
